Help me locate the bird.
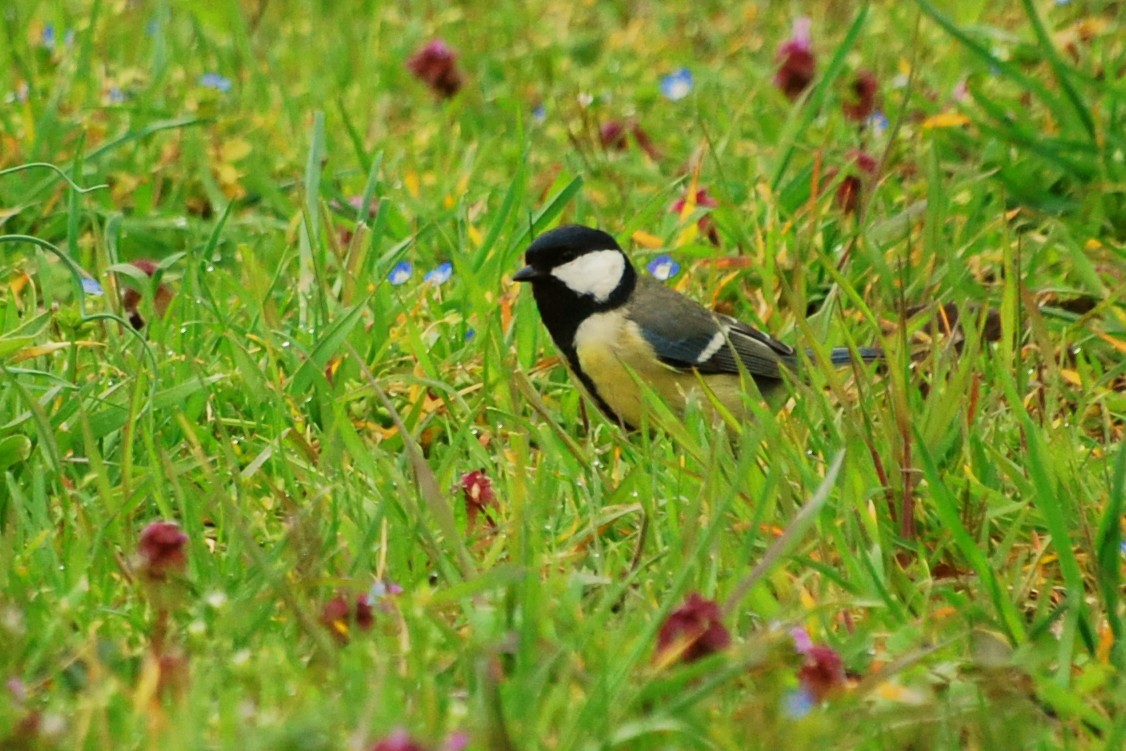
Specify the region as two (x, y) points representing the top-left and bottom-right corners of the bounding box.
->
(512, 224), (882, 430)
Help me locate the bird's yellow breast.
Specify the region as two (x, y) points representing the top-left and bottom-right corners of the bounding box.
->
(571, 310), (748, 427)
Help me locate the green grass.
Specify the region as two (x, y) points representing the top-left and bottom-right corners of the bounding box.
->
(2, 1), (1125, 748)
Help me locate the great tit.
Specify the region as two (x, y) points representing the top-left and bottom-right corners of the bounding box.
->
(512, 224), (882, 429)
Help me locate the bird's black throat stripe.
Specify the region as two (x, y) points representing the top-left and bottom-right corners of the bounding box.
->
(529, 269), (637, 429)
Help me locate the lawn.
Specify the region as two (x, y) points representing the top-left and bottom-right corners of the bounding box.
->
(1, 1), (1124, 748)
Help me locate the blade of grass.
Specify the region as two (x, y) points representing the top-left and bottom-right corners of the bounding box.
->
(915, 429), (1027, 643)
(1095, 444), (1125, 669)
(722, 449), (844, 616)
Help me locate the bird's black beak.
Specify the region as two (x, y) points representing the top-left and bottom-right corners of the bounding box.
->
(513, 265), (540, 283)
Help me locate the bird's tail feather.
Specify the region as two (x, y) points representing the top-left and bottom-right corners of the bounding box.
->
(828, 346), (884, 365)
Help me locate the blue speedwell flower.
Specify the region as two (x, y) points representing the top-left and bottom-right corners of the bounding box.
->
(660, 68), (693, 101)
(867, 110), (889, 136)
(423, 261), (452, 284)
(647, 254), (680, 281)
(81, 277), (104, 296)
(531, 103), (547, 123)
(782, 688), (816, 719)
(388, 261), (413, 286)
(199, 73), (232, 93)
(424, 261), (453, 285)
(368, 580), (403, 603)
(42, 23), (56, 49)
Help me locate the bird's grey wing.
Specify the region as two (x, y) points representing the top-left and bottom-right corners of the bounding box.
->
(628, 278), (797, 380)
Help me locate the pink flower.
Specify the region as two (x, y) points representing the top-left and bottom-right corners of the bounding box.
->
(842, 71), (879, 122)
(790, 626), (814, 654)
(598, 120), (660, 159)
(406, 39), (463, 98)
(138, 522), (188, 581)
(319, 594), (351, 644)
(670, 188), (720, 244)
(460, 470), (496, 528)
(833, 150), (878, 214)
(371, 729), (428, 751)
(320, 589), (381, 644)
(797, 645), (846, 701)
(600, 120), (628, 150)
(655, 592), (731, 664)
(774, 18), (815, 99)
(354, 593), (375, 631)
(670, 188), (718, 214)
(443, 731), (470, 751)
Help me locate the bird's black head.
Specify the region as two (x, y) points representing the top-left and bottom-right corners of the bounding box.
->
(513, 224), (636, 308)
(513, 224), (638, 375)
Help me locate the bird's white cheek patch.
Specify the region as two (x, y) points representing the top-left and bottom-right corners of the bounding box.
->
(550, 250), (625, 302)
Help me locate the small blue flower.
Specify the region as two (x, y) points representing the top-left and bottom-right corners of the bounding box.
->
(531, 103), (547, 123)
(866, 111), (889, 136)
(647, 254), (680, 281)
(107, 87), (127, 104)
(42, 23), (56, 50)
(782, 688), (816, 719)
(368, 580), (403, 603)
(424, 261), (453, 285)
(464, 328), (476, 342)
(388, 260), (413, 286)
(1120, 540), (1126, 556)
(199, 73), (232, 93)
(660, 68), (694, 101)
(81, 277), (104, 296)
